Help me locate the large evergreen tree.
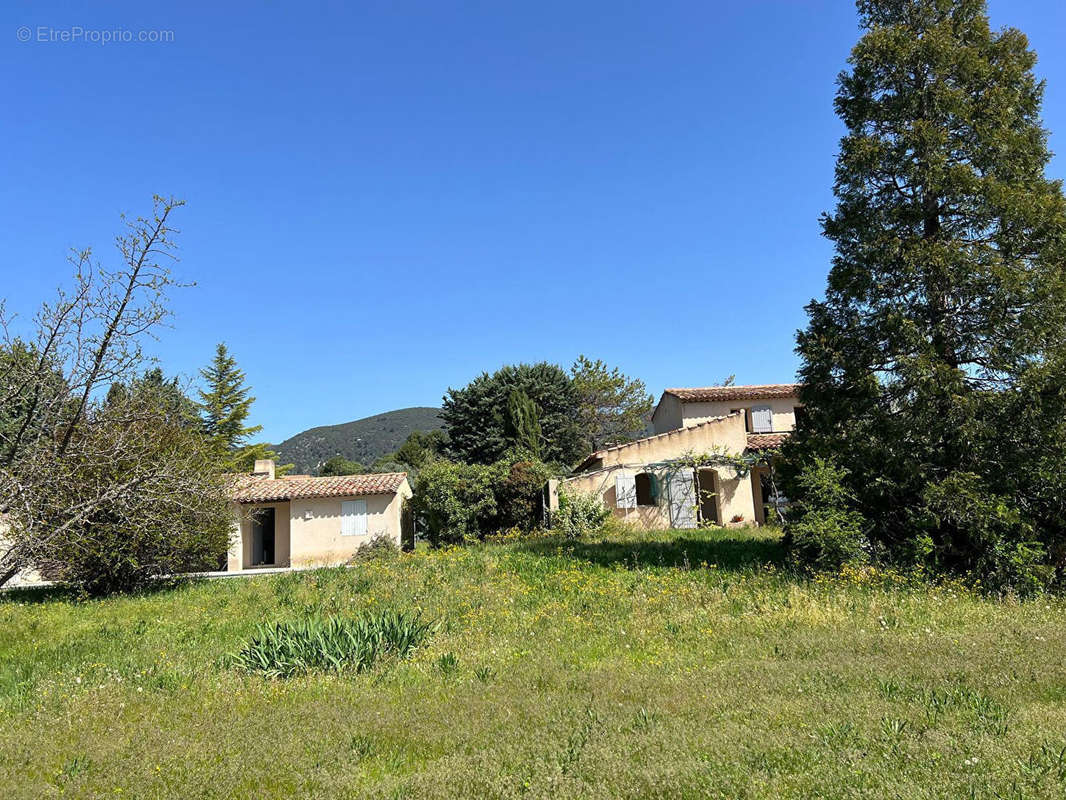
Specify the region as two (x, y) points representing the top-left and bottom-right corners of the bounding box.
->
(441, 363), (583, 466)
(786, 0), (1066, 587)
(198, 344), (259, 449)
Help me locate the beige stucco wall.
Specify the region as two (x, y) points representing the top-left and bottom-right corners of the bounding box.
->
(678, 396), (799, 433)
(289, 491), (402, 569)
(653, 392), (801, 435)
(227, 479), (412, 572)
(563, 470), (673, 528)
(563, 414), (759, 529)
(651, 393), (683, 434)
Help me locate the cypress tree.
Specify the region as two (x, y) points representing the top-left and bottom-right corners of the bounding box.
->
(506, 388), (543, 461)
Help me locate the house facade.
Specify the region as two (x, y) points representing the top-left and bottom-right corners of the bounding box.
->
(562, 384), (800, 529)
(227, 460), (412, 571)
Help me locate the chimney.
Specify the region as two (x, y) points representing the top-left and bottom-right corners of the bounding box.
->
(253, 459), (276, 480)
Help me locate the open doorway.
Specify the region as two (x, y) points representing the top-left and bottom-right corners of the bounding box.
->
(251, 507), (276, 566)
(696, 469), (719, 525)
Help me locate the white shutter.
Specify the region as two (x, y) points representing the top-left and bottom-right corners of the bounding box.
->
(341, 499), (368, 536)
(752, 405), (773, 433)
(667, 468), (698, 528)
(615, 472), (637, 509)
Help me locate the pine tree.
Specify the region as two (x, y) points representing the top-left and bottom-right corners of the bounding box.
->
(786, 0), (1066, 586)
(197, 343), (289, 473)
(570, 356), (653, 453)
(198, 343), (260, 451)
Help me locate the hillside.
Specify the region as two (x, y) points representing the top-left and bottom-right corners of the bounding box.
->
(272, 407), (443, 474)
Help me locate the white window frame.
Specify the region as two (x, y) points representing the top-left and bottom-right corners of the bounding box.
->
(341, 499), (368, 536)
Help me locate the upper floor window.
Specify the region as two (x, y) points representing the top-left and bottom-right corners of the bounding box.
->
(751, 405), (773, 433)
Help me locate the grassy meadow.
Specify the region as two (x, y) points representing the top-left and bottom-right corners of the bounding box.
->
(2, 526), (1066, 799)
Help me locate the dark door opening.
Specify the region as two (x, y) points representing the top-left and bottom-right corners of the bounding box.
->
(401, 503), (415, 552)
(251, 507), (276, 566)
(697, 469), (719, 525)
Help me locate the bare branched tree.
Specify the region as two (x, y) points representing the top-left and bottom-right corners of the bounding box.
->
(0, 197), (232, 592)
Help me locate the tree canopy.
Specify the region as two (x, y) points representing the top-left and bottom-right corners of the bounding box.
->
(198, 344), (259, 452)
(784, 0), (1066, 590)
(505, 388), (543, 461)
(0, 197), (234, 592)
(570, 355), (653, 453)
(319, 455), (367, 476)
(391, 429), (447, 470)
(441, 362), (584, 466)
(107, 368), (198, 429)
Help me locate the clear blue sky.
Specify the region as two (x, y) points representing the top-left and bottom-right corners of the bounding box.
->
(4, 1), (1066, 443)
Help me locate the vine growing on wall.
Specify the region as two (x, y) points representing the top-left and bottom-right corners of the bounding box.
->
(644, 446), (785, 525)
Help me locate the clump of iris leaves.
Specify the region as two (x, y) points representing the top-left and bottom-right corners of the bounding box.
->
(230, 609), (433, 678)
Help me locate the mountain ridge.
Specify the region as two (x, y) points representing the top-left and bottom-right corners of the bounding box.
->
(271, 406), (443, 474)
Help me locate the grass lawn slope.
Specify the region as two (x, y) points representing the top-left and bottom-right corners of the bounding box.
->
(3, 527), (1066, 799)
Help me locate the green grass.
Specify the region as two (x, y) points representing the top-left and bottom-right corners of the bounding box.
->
(2, 526), (1066, 799)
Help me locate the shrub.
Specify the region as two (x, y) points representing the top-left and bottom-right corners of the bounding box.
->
(553, 489), (609, 540)
(349, 533), (399, 563)
(787, 457), (867, 571)
(23, 392), (233, 595)
(411, 458), (555, 545)
(495, 460), (553, 531)
(231, 609), (432, 678)
(409, 460), (502, 546)
(919, 472), (1048, 595)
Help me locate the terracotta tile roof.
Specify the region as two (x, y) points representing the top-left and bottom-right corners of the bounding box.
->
(664, 384), (801, 403)
(746, 432), (790, 450)
(230, 472), (407, 504)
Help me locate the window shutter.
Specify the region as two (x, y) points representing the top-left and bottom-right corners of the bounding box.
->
(752, 405), (773, 433)
(341, 499), (368, 535)
(615, 472), (637, 509)
(667, 469), (698, 528)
